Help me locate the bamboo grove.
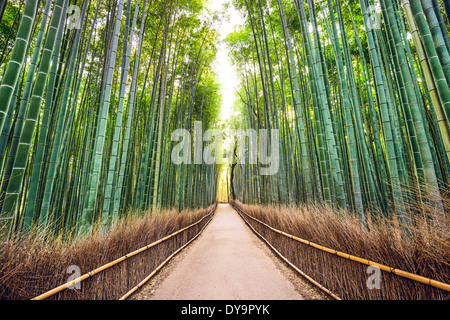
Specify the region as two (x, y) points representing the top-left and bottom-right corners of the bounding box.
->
(227, 0), (450, 225)
(0, 0), (222, 239)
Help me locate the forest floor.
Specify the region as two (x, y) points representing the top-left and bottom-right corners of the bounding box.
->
(130, 204), (326, 300)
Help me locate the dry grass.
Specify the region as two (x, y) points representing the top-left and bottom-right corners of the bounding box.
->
(231, 199), (450, 300)
(0, 204), (216, 300)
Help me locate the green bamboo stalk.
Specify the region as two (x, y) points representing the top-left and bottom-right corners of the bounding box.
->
(102, 0), (141, 230)
(80, 0), (125, 234)
(21, 0), (63, 232)
(409, 0), (450, 128)
(0, 0), (66, 236)
(402, 1), (450, 162)
(0, 0), (38, 135)
(38, 0), (89, 228)
(324, 0), (364, 220)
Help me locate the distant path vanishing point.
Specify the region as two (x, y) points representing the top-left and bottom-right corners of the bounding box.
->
(132, 203), (324, 300)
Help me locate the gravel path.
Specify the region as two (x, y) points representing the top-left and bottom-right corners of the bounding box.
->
(130, 204), (326, 300)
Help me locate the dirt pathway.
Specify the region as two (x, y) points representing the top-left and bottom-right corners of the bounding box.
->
(131, 204), (324, 300)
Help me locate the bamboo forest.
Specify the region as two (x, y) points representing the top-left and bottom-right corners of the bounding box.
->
(0, 0), (449, 301)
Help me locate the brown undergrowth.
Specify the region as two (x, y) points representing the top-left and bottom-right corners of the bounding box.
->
(0, 204), (216, 300)
(231, 198), (450, 300)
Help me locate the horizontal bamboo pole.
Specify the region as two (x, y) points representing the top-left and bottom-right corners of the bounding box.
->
(32, 207), (216, 300)
(232, 203), (450, 293)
